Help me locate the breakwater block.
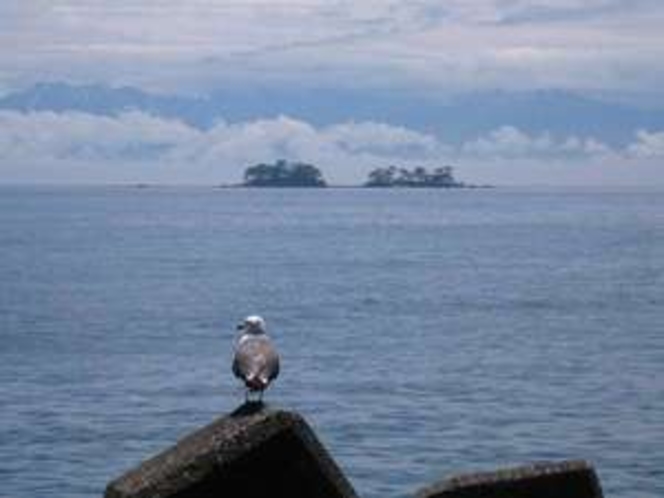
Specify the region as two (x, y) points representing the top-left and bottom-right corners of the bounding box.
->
(415, 460), (603, 498)
(104, 402), (358, 498)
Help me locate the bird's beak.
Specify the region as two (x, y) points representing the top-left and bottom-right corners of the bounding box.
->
(236, 323), (245, 331)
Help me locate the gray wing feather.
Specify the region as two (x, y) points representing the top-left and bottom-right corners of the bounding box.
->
(269, 353), (280, 381)
(232, 354), (242, 379)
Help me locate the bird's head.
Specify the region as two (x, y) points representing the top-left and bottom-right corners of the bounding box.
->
(237, 315), (267, 335)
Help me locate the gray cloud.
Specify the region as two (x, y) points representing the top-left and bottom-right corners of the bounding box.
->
(2, 0), (664, 98)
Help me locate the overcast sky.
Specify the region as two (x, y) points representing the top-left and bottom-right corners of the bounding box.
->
(2, 0), (664, 185)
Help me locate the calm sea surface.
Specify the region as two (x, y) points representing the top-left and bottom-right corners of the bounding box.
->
(0, 186), (662, 498)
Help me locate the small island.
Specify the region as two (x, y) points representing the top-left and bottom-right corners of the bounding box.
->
(364, 165), (465, 188)
(243, 159), (327, 187)
(236, 160), (484, 188)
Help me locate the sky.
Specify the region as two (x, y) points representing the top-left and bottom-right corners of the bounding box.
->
(1, 0), (664, 185)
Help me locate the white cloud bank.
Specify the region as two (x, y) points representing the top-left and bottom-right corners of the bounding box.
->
(461, 126), (614, 159)
(627, 130), (664, 158)
(0, 110), (662, 185)
(0, 111), (447, 183)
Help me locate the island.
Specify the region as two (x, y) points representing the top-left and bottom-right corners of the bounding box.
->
(243, 159), (327, 187)
(234, 161), (486, 188)
(364, 165), (465, 188)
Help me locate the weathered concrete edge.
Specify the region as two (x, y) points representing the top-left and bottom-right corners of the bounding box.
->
(286, 410), (360, 498)
(414, 459), (603, 497)
(104, 409), (283, 498)
(104, 407), (359, 498)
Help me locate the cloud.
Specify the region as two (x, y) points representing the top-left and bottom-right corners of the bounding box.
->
(0, 110), (197, 161)
(0, 110), (447, 183)
(461, 126), (615, 159)
(322, 121), (444, 158)
(626, 129), (664, 157)
(1, 109), (661, 184)
(2, 1), (664, 98)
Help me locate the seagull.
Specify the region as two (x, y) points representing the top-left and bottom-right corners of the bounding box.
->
(232, 316), (280, 401)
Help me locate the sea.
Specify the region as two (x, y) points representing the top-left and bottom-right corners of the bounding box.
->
(0, 186), (662, 498)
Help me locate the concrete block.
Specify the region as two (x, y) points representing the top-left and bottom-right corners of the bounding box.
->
(415, 460), (603, 498)
(105, 403), (358, 498)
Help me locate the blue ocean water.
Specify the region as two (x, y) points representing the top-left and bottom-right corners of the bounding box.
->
(0, 186), (662, 498)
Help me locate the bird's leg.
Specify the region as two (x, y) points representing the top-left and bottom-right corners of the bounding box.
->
(245, 389), (260, 404)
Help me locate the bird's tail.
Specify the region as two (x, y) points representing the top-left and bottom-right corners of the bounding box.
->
(245, 375), (268, 391)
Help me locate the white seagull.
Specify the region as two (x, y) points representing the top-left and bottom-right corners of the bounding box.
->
(232, 316), (280, 401)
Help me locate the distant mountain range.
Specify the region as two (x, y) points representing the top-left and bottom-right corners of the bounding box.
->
(2, 82), (663, 146)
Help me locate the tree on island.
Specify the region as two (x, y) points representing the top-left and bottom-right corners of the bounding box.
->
(243, 159), (327, 187)
(364, 165), (462, 188)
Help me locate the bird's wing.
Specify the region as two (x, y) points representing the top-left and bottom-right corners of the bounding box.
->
(268, 349), (280, 381)
(232, 353), (242, 379)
